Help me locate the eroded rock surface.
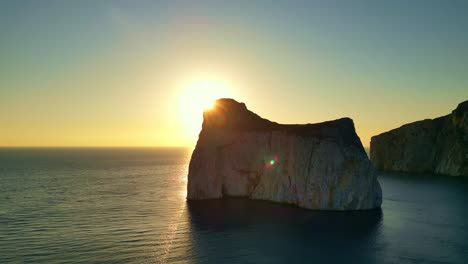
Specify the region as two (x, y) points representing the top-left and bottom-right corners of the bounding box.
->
(187, 99), (382, 210)
(370, 100), (468, 176)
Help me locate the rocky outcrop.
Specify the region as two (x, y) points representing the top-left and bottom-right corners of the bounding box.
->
(187, 99), (382, 210)
(370, 100), (468, 176)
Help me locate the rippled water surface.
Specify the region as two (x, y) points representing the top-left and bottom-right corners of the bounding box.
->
(1, 148), (467, 263)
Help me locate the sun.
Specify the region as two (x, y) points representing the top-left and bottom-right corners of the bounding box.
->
(179, 78), (231, 112)
(178, 78), (232, 140)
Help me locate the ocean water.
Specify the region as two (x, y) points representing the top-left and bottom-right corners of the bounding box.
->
(1, 148), (467, 264)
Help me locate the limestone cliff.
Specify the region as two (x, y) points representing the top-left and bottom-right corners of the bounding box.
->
(370, 100), (468, 176)
(187, 99), (382, 210)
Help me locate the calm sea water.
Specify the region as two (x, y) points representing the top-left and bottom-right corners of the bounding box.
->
(1, 148), (467, 264)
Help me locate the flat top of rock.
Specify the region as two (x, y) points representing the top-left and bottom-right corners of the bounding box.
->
(205, 98), (353, 131)
(200, 98), (364, 152)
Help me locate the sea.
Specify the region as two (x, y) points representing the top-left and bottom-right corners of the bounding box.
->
(1, 147), (467, 264)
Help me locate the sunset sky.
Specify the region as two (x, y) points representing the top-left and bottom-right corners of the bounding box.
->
(1, 1), (467, 147)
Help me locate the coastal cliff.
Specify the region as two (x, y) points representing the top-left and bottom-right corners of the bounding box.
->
(187, 99), (382, 210)
(370, 100), (468, 176)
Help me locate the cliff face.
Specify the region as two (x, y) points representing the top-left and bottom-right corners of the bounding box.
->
(187, 99), (382, 210)
(370, 100), (468, 176)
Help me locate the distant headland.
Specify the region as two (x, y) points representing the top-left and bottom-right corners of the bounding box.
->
(371, 100), (468, 176)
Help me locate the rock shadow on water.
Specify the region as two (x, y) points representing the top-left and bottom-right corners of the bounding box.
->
(187, 199), (383, 264)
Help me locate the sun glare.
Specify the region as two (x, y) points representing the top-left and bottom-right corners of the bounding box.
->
(180, 78), (231, 112)
(178, 78), (232, 141)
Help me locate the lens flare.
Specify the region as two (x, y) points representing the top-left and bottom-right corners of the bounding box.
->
(264, 155), (278, 170)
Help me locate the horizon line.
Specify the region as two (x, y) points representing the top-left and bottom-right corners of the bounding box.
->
(0, 146), (193, 148)
(0, 145), (371, 149)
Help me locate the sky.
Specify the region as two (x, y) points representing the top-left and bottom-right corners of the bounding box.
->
(1, 0), (467, 147)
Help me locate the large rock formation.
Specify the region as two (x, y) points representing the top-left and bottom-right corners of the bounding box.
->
(370, 100), (468, 176)
(187, 99), (382, 210)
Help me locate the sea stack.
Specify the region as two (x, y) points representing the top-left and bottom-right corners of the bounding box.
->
(370, 100), (468, 176)
(187, 99), (382, 210)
